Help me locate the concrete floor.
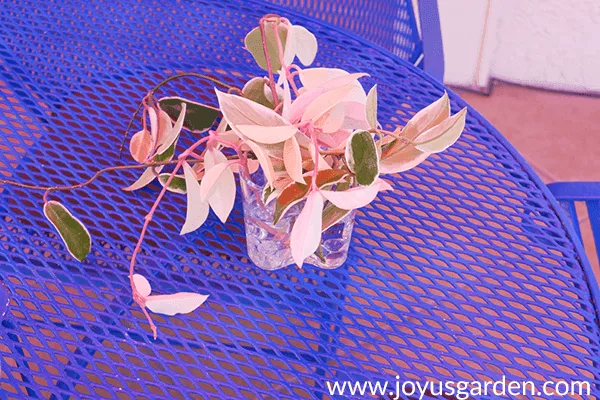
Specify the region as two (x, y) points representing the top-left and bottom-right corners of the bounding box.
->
(454, 82), (600, 277)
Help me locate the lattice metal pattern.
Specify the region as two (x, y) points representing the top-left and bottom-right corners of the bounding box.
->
(267, 0), (422, 62)
(0, 0), (598, 399)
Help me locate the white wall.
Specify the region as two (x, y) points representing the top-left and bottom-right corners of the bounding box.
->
(438, 0), (600, 94)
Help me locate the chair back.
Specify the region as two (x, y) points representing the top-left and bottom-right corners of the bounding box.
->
(548, 182), (600, 266)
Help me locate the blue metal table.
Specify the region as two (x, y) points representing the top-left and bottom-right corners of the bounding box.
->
(0, 0), (599, 399)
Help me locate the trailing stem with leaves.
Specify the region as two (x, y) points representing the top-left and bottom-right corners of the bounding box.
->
(1, 15), (467, 338)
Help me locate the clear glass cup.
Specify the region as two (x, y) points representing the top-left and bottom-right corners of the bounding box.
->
(240, 170), (355, 271)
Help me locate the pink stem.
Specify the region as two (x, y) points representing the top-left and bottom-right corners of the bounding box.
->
(259, 18), (280, 110)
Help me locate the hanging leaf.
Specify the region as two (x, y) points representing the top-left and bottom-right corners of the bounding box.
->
(145, 292), (209, 316)
(283, 136), (305, 183)
(414, 108), (468, 153)
(180, 162), (210, 235)
(158, 173), (188, 194)
(244, 22), (288, 71)
(43, 201), (91, 262)
(365, 84), (378, 129)
(123, 166), (164, 191)
(203, 149), (236, 223)
(290, 191), (324, 267)
(273, 169), (346, 224)
(320, 179), (393, 210)
(345, 130), (379, 186)
(129, 129), (153, 163)
(158, 97), (220, 133)
(133, 274), (152, 298)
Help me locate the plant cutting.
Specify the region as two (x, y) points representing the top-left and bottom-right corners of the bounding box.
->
(0, 15), (467, 338)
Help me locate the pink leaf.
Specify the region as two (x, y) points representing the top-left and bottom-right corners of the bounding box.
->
(236, 124), (298, 145)
(156, 102), (186, 154)
(180, 162), (209, 235)
(342, 101), (370, 131)
(283, 136), (305, 183)
(301, 85), (354, 124)
(299, 68), (350, 90)
(129, 129), (153, 163)
(320, 179), (393, 210)
(290, 191), (324, 267)
(123, 166), (164, 191)
(314, 103), (345, 133)
(145, 292), (209, 316)
(133, 274), (151, 298)
(203, 149), (236, 223)
(157, 109), (173, 143)
(288, 87), (326, 123)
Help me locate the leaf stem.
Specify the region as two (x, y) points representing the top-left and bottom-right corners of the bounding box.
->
(0, 160), (200, 202)
(129, 136), (210, 339)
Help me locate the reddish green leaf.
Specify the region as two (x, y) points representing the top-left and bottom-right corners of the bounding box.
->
(273, 169), (346, 224)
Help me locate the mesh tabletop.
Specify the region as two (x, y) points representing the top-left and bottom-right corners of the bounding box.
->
(0, 0), (599, 399)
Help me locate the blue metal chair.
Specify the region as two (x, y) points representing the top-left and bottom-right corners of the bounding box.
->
(548, 182), (600, 264)
(267, 0), (445, 80)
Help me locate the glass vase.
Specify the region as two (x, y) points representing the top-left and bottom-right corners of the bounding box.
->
(240, 171), (355, 271)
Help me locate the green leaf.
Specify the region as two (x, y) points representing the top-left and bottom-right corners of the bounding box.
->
(273, 169), (346, 224)
(158, 97), (220, 133)
(244, 23), (288, 71)
(346, 130), (379, 186)
(242, 77), (275, 109)
(158, 174), (188, 194)
(43, 201), (91, 262)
